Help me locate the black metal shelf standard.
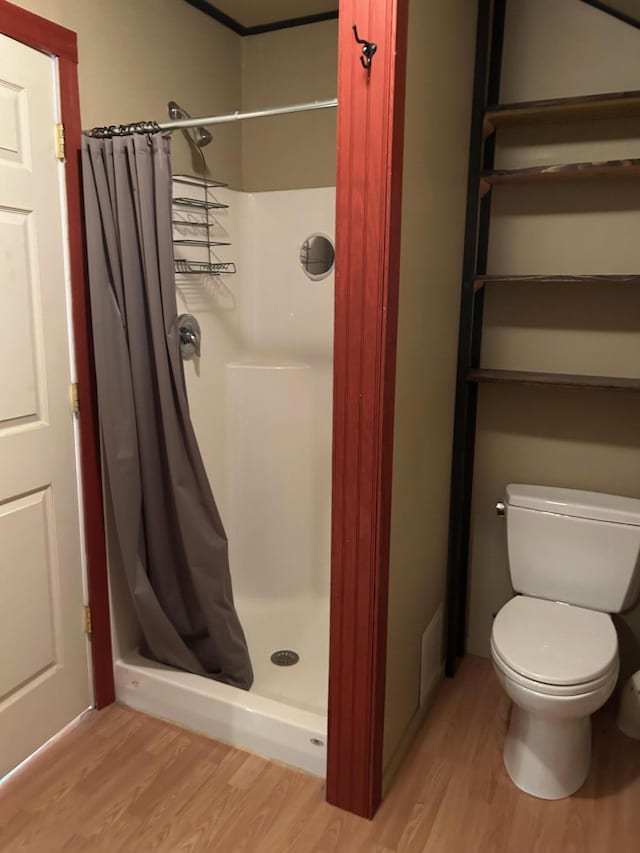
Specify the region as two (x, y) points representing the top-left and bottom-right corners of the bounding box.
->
(445, 0), (507, 677)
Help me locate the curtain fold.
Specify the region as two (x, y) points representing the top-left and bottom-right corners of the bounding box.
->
(82, 134), (253, 690)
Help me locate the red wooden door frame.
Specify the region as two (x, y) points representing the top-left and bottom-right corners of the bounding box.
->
(327, 0), (409, 818)
(0, 0), (114, 708)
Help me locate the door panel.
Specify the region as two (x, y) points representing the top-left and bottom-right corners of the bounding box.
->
(0, 32), (91, 778)
(0, 208), (40, 423)
(0, 490), (58, 699)
(0, 77), (27, 164)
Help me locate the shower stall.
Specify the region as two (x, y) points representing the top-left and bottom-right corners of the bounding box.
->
(75, 6), (340, 773)
(107, 161), (336, 776)
(81, 3), (407, 808)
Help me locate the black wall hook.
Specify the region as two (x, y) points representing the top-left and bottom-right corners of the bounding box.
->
(352, 25), (377, 72)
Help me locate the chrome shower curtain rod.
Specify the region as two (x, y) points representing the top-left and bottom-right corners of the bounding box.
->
(157, 98), (338, 132)
(85, 99), (338, 139)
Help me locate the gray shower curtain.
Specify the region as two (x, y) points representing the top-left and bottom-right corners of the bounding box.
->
(82, 133), (253, 690)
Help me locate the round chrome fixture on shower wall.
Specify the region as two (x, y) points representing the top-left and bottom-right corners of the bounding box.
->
(300, 233), (335, 281)
(270, 649), (300, 666)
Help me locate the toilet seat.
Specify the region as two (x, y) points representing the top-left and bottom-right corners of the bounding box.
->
(491, 638), (618, 697)
(491, 595), (618, 691)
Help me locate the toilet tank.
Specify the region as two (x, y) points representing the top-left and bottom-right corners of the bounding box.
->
(504, 485), (640, 613)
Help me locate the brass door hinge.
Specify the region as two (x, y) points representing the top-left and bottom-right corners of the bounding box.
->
(70, 382), (80, 415)
(84, 605), (92, 637)
(55, 122), (66, 161)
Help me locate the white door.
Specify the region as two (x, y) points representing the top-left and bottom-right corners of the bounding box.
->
(0, 33), (92, 778)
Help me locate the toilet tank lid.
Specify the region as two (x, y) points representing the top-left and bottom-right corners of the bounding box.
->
(505, 484), (640, 526)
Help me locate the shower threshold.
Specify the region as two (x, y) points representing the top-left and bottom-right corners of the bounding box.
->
(114, 651), (327, 777)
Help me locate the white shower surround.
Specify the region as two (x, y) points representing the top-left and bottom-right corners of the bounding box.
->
(112, 184), (335, 776)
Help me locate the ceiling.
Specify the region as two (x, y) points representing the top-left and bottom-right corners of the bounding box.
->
(190, 1), (338, 29)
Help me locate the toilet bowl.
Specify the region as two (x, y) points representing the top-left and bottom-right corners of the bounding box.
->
(491, 596), (618, 799)
(491, 485), (640, 800)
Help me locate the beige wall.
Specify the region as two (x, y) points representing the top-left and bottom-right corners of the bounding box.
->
(9, 2), (336, 189)
(9, 0), (243, 183)
(468, 0), (640, 685)
(240, 20), (337, 191)
(383, 0), (476, 773)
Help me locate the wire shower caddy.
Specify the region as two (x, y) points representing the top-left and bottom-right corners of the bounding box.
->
(172, 174), (236, 277)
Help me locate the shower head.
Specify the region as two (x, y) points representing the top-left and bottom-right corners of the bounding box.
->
(194, 126), (213, 148)
(167, 101), (213, 148)
(194, 125), (213, 148)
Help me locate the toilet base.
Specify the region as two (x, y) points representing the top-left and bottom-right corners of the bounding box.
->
(504, 705), (591, 800)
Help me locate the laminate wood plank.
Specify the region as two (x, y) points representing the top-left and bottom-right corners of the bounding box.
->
(469, 368), (640, 391)
(484, 88), (640, 136)
(204, 762), (297, 852)
(473, 274), (640, 290)
(1, 657), (638, 852)
(482, 158), (640, 192)
(256, 774), (328, 853)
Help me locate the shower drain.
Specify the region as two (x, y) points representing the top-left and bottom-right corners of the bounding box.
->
(270, 649), (299, 667)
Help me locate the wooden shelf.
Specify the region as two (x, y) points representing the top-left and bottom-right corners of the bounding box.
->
(484, 89), (640, 136)
(480, 158), (640, 195)
(468, 369), (640, 392)
(473, 274), (640, 291)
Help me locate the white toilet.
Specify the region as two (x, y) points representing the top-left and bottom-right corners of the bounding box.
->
(491, 484), (640, 800)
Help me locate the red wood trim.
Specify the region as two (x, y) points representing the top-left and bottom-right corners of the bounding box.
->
(327, 0), (409, 819)
(59, 57), (114, 708)
(1, 2), (114, 707)
(0, 0), (77, 61)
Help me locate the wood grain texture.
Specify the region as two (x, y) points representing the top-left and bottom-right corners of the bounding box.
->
(484, 88), (640, 136)
(483, 158), (640, 188)
(328, 0), (408, 818)
(469, 368), (640, 391)
(474, 274), (640, 291)
(2, 656), (638, 852)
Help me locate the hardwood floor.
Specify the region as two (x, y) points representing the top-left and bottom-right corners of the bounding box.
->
(1, 656), (638, 852)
